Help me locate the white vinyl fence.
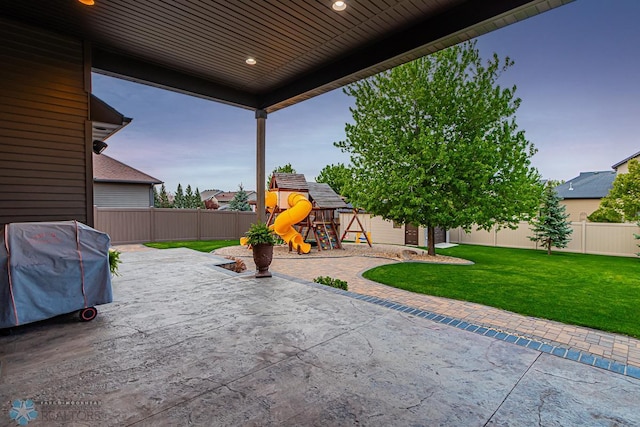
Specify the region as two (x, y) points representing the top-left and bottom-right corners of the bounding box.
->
(449, 221), (639, 258)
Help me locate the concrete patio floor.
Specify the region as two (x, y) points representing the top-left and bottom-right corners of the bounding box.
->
(1, 248), (639, 426)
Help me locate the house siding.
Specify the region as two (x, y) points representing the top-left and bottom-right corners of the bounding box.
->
(0, 18), (89, 226)
(561, 199), (601, 222)
(94, 183), (153, 208)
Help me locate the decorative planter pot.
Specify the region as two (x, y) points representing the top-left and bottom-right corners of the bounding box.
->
(252, 243), (274, 278)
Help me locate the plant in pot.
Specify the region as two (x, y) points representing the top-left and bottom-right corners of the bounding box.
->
(244, 221), (277, 278)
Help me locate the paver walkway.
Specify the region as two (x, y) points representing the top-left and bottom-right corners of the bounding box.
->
(116, 244), (640, 371)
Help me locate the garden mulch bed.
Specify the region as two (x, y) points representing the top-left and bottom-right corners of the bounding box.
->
(214, 243), (469, 265)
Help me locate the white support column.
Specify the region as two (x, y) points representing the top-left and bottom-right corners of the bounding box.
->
(255, 109), (267, 223)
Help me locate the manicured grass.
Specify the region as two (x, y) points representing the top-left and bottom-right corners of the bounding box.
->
(363, 245), (640, 338)
(144, 240), (239, 253)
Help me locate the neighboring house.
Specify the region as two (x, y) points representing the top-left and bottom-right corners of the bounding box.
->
(554, 150), (639, 221)
(214, 190), (257, 211)
(200, 189), (222, 210)
(555, 171), (616, 222)
(93, 154), (163, 208)
(612, 150), (640, 174)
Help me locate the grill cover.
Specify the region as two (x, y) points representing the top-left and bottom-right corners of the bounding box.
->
(0, 221), (112, 328)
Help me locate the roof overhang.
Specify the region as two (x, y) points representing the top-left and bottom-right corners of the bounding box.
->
(90, 94), (132, 141)
(0, 0), (573, 113)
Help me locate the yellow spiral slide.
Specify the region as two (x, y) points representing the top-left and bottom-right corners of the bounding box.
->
(270, 192), (312, 253)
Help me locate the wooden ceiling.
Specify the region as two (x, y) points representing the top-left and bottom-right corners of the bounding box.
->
(0, 0), (571, 112)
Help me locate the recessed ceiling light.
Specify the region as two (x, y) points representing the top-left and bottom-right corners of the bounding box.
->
(332, 1), (347, 11)
(246, 57), (257, 65)
(78, 0), (95, 5)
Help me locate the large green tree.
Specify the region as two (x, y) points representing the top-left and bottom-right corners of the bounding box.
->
(588, 159), (640, 223)
(228, 184), (252, 211)
(529, 184), (573, 255)
(316, 163), (351, 196)
(336, 41), (541, 255)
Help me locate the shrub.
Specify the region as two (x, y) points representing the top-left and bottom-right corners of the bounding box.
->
(109, 248), (121, 276)
(313, 276), (348, 291)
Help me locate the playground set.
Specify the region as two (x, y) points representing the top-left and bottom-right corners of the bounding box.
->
(251, 173), (371, 254)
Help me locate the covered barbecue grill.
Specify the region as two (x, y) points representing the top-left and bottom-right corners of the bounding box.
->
(0, 221), (113, 329)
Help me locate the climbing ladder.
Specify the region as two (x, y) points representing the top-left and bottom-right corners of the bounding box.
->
(314, 222), (341, 250)
(312, 209), (342, 250)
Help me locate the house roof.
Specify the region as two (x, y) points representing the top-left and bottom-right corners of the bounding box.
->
(200, 189), (223, 201)
(308, 182), (348, 209)
(0, 1), (570, 113)
(93, 154), (163, 185)
(271, 173), (309, 191)
(555, 171), (616, 199)
(215, 191), (257, 203)
(612, 151), (640, 170)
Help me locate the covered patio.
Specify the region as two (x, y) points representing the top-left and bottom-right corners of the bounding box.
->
(1, 0), (572, 226)
(1, 249), (638, 425)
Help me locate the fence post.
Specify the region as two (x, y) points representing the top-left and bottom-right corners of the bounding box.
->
(197, 208), (201, 240)
(581, 221), (587, 253)
(150, 207), (155, 242)
(236, 212), (240, 239)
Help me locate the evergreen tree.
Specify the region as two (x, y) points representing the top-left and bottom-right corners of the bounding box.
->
(185, 185), (195, 208)
(228, 184), (252, 211)
(153, 186), (160, 207)
(193, 187), (205, 209)
(529, 184), (573, 255)
(158, 184), (172, 208)
(174, 183), (184, 209)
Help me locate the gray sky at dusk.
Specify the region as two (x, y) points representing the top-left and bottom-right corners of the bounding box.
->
(92, 0), (639, 194)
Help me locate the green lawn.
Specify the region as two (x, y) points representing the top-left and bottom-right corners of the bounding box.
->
(144, 240), (239, 253)
(363, 245), (640, 338)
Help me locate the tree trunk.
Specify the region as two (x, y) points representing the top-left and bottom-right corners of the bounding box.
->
(427, 226), (436, 256)
(547, 240), (552, 255)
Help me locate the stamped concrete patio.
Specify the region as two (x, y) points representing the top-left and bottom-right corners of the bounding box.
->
(1, 248), (639, 426)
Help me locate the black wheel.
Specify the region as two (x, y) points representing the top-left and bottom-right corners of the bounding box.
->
(79, 307), (98, 322)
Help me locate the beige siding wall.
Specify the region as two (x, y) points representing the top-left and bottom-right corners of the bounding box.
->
(617, 163), (630, 174)
(94, 207), (256, 244)
(0, 18), (89, 226)
(561, 199), (601, 222)
(450, 221), (639, 257)
(94, 183), (152, 208)
(615, 156), (638, 174)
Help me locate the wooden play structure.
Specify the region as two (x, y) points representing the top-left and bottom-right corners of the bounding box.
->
(340, 208), (372, 247)
(267, 173), (364, 252)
